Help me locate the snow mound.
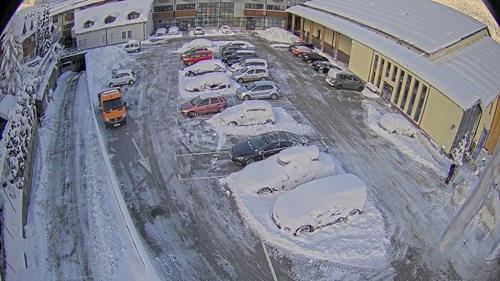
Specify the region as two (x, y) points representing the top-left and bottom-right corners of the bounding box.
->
(177, 39), (213, 52)
(254, 27), (300, 44)
(379, 113), (417, 137)
(183, 72), (230, 92)
(85, 46), (133, 90)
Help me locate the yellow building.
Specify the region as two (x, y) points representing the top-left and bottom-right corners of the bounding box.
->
(288, 0), (500, 155)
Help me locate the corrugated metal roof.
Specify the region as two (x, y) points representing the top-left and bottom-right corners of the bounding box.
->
(287, 5), (490, 110)
(305, 0), (486, 54)
(436, 36), (500, 107)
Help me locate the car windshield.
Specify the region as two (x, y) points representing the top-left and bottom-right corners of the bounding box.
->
(103, 98), (123, 111)
(239, 66), (249, 73)
(246, 82), (257, 90)
(190, 96), (201, 106)
(249, 134), (267, 150)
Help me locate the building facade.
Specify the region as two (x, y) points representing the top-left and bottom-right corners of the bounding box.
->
(288, 0), (500, 155)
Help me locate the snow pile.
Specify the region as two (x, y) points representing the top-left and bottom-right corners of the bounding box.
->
(254, 27), (300, 44)
(177, 38), (213, 53)
(183, 72), (230, 92)
(379, 112), (417, 137)
(181, 59), (225, 76)
(210, 100), (275, 126)
(85, 46), (133, 91)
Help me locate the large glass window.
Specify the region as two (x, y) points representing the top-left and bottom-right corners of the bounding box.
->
(265, 18), (285, 28)
(385, 62), (392, 78)
(406, 80), (420, 115)
(376, 58), (385, 87)
(392, 65), (398, 82)
(413, 84), (428, 122)
(245, 4), (264, 9)
(176, 4), (196, 10)
(393, 69), (404, 104)
(267, 5), (285, 11)
(155, 5), (173, 12)
(399, 74), (413, 109)
(197, 2), (234, 27)
(370, 55), (378, 84)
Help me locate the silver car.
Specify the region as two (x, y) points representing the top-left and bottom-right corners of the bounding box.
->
(108, 69), (136, 87)
(235, 80), (279, 100)
(231, 66), (269, 83)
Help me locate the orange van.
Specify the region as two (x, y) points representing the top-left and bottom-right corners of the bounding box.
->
(97, 88), (127, 127)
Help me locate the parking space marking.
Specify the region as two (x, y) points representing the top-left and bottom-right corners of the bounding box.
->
(177, 174), (225, 181)
(261, 239), (278, 281)
(175, 150), (229, 157)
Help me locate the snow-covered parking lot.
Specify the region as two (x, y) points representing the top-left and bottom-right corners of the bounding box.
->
(23, 29), (499, 281)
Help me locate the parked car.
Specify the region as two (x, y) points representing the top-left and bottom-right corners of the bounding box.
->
(182, 59), (225, 76)
(288, 42), (314, 52)
(223, 50), (258, 66)
(302, 52), (328, 63)
(182, 49), (213, 65)
(326, 71), (365, 91)
(236, 145), (336, 194)
(155, 27), (167, 36)
(235, 80), (280, 100)
(221, 47), (245, 58)
(220, 41), (249, 52)
(124, 40), (141, 53)
(220, 25), (231, 34)
(229, 131), (308, 166)
(180, 92), (227, 118)
(231, 66), (269, 83)
(230, 58), (267, 72)
(184, 72), (230, 92)
(214, 100), (275, 126)
(194, 26), (205, 35)
(108, 69), (136, 87)
(292, 46), (313, 57)
(181, 46), (209, 59)
(168, 26), (179, 35)
(312, 61), (342, 74)
(272, 173), (367, 235)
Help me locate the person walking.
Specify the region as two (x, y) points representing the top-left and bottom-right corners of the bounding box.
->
(445, 163), (457, 184)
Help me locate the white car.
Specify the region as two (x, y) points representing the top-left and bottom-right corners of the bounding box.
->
(214, 100), (275, 127)
(272, 173), (367, 235)
(184, 72), (230, 92)
(182, 60), (225, 77)
(168, 26), (179, 35)
(194, 27), (204, 35)
(236, 145), (336, 194)
(108, 69), (136, 87)
(155, 27), (167, 36)
(220, 25), (231, 34)
(124, 40), (140, 53)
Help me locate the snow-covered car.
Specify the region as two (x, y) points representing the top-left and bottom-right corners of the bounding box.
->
(379, 113), (417, 137)
(168, 26), (179, 35)
(182, 60), (225, 77)
(220, 25), (231, 34)
(194, 27), (204, 35)
(213, 100), (275, 127)
(272, 173), (367, 235)
(184, 72), (231, 92)
(236, 145), (336, 194)
(155, 27), (167, 36)
(108, 69), (136, 87)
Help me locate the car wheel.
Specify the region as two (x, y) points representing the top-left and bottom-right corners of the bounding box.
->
(295, 225), (313, 236)
(307, 59), (312, 63)
(243, 95), (250, 101)
(336, 84), (343, 90)
(257, 187), (273, 195)
(237, 78), (244, 83)
(298, 54), (303, 58)
(270, 93), (277, 100)
(187, 112), (196, 118)
(187, 72), (195, 77)
(109, 82), (114, 87)
(244, 159), (255, 166)
(266, 119), (274, 125)
(129, 80), (134, 85)
(349, 209), (362, 216)
(333, 217), (347, 224)
(228, 121), (237, 127)
(187, 61), (193, 66)
(219, 105), (226, 112)
(135, 49), (139, 53)
(260, 77), (266, 81)
(357, 86), (364, 92)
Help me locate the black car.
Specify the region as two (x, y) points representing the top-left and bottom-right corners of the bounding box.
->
(288, 42), (314, 52)
(230, 131), (308, 166)
(302, 52), (328, 63)
(221, 46), (244, 57)
(312, 61), (342, 73)
(223, 53), (258, 66)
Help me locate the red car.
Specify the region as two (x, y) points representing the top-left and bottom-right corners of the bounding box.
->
(182, 50), (213, 65)
(180, 92), (227, 118)
(291, 46), (313, 57)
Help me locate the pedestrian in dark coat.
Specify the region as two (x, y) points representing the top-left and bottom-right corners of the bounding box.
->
(445, 163), (456, 184)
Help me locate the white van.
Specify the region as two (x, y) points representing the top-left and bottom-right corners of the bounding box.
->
(231, 58), (267, 72)
(124, 40), (141, 53)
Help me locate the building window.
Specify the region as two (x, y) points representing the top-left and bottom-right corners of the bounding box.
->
(392, 65), (398, 82)
(400, 74), (413, 109)
(176, 4), (196, 10)
(155, 5), (173, 12)
(376, 58), (385, 87)
(127, 31), (132, 38)
(267, 5), (285, 11)
(413, 84), (427, 122)
(53, 16), (58, 23)
(393, 70), (405, 104)
(245, 3), (264, 9)
(385, 62), (392, 78)
(83, 20), (94, 28)
(63, 23), (74, 30)
(370, 55), (378, 84)
(128, 12), (140, 20)
(122, 31), (126, 39)
(264, 17), (285, 28)
(104, 16), (116, 24)
(406, 79), (420, 115)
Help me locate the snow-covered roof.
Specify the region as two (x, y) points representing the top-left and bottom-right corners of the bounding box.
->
(287, 5), (491, 110)
(74, 0), (153, 35)
(0, 95), (17, 120)
(435, 36), (500, 107)
(304, 0), (486, 55)
(10, 5), (40, 40)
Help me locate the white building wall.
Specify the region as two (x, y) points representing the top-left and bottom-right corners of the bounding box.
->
(77, 29), (106, 50)
(106, 23), (145, 45)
